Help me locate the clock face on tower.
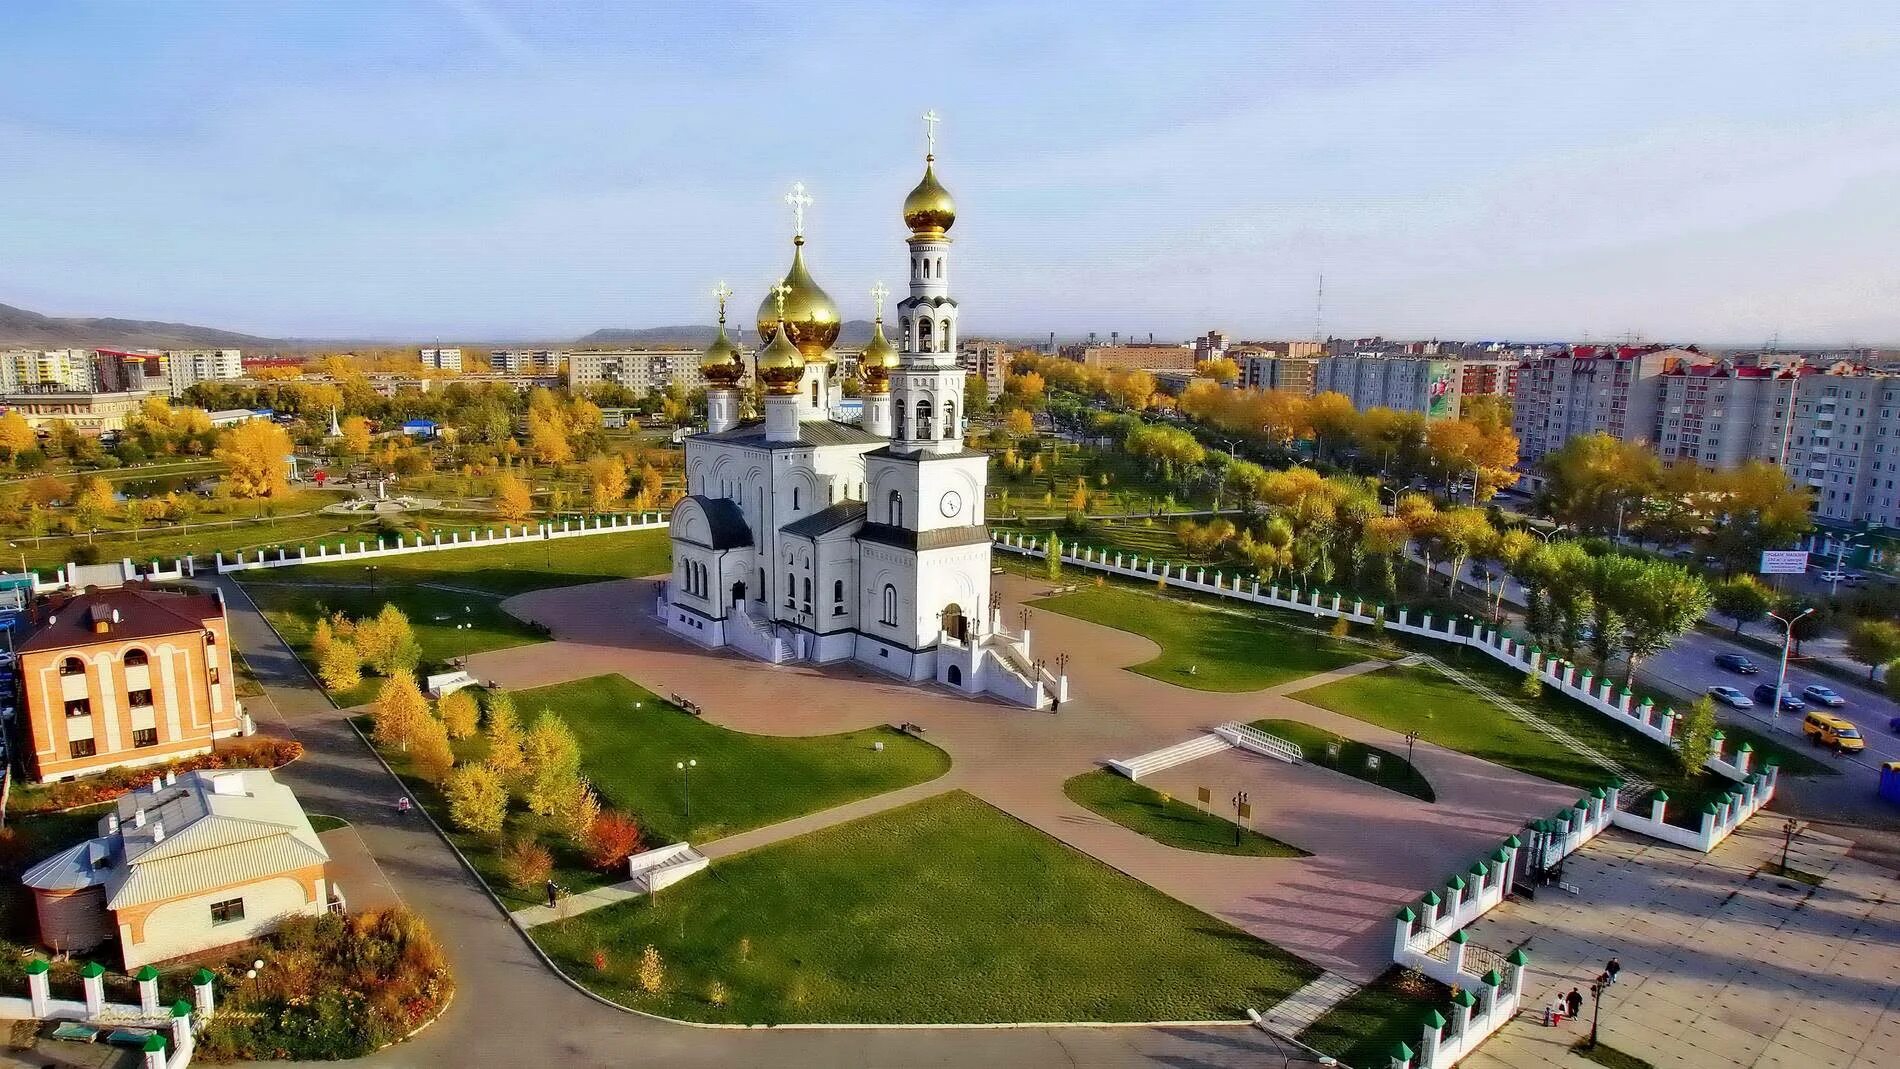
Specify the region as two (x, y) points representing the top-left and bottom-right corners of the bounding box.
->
(940, 490), (962, 518)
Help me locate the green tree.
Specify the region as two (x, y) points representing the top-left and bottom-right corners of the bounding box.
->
(445, 763), (508, 838)
(1045, 533), (1062, 580)
(484, 694), (529, 785)
(1615, 559), (1714, 681)
(318, 640), (362, 693)
(1845, 620), (1900, 681)
(373, 674), (432, 752)
(1675, 695), (1720, 773)
(522, 712), (581, 815)
(438, 688), (480, 739)
(1711, 576), (1772, 636)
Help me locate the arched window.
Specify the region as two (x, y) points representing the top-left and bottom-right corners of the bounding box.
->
(881, 584), (898, 626)
(922, 258), (930, 279)
(758, 568), (766, 601)
(810, 377), (819, 407)
(916, 400), (933, 439)
(888, 489), (904, 527)
(935, 256), (943, 278)
(833, 578), (845, 614)
(918, 318), (933, 351)
(801, 576), (811, 612)
(938, 318), (952, 353)
(899, 317), (910, 346)
(124, 648), (149, 667)
(943, 400), (956, 438)
(792, 486), (801, 511)
(786, 571), (796, 608)
(895, 405), (907, 439)
(59, 657), (85, 677)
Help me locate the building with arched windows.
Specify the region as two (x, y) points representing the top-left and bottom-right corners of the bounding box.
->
(658, 126), (1057, 708)
(14, 584), (251, 782)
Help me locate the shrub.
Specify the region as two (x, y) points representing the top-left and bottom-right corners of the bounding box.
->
(499, 836), (554, 891)
(1330, 615), (1350, 638)
(1520, 670), (1543, 699)
(638, 944), (665, 994)
(707, 979), (729, 1007)
(584, 810), (643, 870)
(11, 737), (303, 814)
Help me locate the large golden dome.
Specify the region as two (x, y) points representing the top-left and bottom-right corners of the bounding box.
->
(859, 316), (899, 393)
(903, 156), (956, 236)
(756, 237), (841, 361)
(700, 319), (744, 386)
(756, 322), (806, 395)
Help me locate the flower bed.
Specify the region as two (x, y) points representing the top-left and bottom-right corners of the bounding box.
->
(7, 737), (304, 815)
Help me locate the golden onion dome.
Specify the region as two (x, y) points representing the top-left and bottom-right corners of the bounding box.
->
(859, 316), (899, 392)
(755, 322), (806, 395)
(700, 320), (744, 386)
(756, 237), (841, 362)
(902, 156), (956, 235)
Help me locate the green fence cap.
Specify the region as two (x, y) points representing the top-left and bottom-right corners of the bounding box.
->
(1449, 929), (1469, 944)
(135, 965), (159, 982)
(1652, 789), (1669, 802)
(1492, 848), (1512, 863)
(171, 999), (193, 1018)
(1738, 741), (1754, 753)
(1452, 989), (1477, 1008)
(1591, 786), (1607, 799)
(1396, 906), (1417, 922)
(24, 959), (48, 975)
(1507, 947), (1531, 966)
(1421, 890), (1441, 905)
(1391, 1040), (1415, 1059)
(79, 962), (105, 979)
(1426, 1008), (1447, 1029)
(1482, 969), (1503, 987)
(1448, 875), (1466, 890)
(192, 967), (216, 986)
(142, 1035), (168, 1054)
(1470, 862), (1489, 878)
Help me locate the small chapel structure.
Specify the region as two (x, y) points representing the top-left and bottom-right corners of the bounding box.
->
(658, 116), (1061, 708)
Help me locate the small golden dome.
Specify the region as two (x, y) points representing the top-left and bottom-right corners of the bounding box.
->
(700, 321), (744, 386)
(756, 238), (841, 361)
(756, 322), (806, 395)
(903, 156), (956, 235)
(859, 317), (899, 393)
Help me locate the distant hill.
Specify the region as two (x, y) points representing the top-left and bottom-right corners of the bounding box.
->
(575, 319), (879, 349)
(0, 301), (282, 350)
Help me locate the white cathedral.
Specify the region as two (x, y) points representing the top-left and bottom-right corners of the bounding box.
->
(658, 122), (1059, 709)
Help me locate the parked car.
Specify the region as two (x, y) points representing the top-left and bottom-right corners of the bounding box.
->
(1753, 683), (1806, 712)
(1889, 715), (1900, 735)
(1714, 653), (1760, 675)
(1707, 686), (1754, 709)
(1801, 683), (1847, 708)
(1816, 569), (1849, 583)
(1803, 712), (1865, 753)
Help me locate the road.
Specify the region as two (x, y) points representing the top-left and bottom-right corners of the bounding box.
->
(212, 574), (1322, 1069)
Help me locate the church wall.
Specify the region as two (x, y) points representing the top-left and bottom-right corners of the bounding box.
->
(911, 543), (990, 644)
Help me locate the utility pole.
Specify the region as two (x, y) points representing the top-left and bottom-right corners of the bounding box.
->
(1232, 790), (1250, 847)
(1767, 607), (1813, 723)
(1779, 818), (1804, 876)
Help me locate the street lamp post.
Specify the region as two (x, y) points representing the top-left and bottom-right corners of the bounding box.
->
(1405, 730), (1419, 769)
(1830, 539), (1866, 597)
(1587, 971), (1609, 1050)
(1767, 607), (1814, 723)
(1535, 523), (1571, 545)
(367, 565), (379, 594)
(1779, 818), (1805, 876)
(676, 759), (696, 827)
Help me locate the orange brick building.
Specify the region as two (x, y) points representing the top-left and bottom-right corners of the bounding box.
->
(16, 585), (248, 783)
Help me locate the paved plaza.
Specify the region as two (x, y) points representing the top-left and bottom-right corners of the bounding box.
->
(1461, 824), (1900, 1069)
(470, 572), (1575, 981)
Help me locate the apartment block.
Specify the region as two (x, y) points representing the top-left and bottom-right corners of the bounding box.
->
(156, 349), (242, 396)
(1314, 355), (1461, 418)
(958, 341), (1010, 400)
(1654, 361), (1796, 469)
(1511, 346), (1689, 461)
(489, 349), (563, 375)
(419, 347), (464, 372)
(1458, 359), (1519, 400)
(1078, 344), (1197, 372)
(1784, 369), (1900, 528)
(1234, 353), (1319, 396)
(567, 349), (716, 397)
(0, 349), (94, 392)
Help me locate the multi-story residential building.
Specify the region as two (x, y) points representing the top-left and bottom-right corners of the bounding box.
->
(0, 390), (151, 434)
(1511, 345), (1690, 461)
(567, 348), (718, 397)
(13, 583), (249, 783)
(1078, 344), (1196, 372)
(1458, 358), (1519, 401)
(1784, 368), (1900, 529)
(155, 349), (243, 397)
(489, 349), (563, 375)
(1314, 355), (1462, 418)
(419, 347), (463, 372)
(1192, 330), (1228, 364)
(957, 341), (1010, 400)
(0, 349), (95, 392)
(1654, 360), (1797, 470)
(1234, 353), (1319, 396)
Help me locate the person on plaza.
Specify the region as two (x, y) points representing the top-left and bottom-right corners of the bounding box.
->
(1547, 993), (1566, 1025)
(1566, 987), (1584, 1021)
(545, 879), (558, 910)
(1606, 958), (1621, 985)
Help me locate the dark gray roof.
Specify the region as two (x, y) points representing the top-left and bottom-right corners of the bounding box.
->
(698, 419), (885, 449)
(862, 445), (991, 462)
(684, 495), (753, 549)
(857, 522), (992, 552)
(781, 501), (867, 539)
(897, 295), (959, 310)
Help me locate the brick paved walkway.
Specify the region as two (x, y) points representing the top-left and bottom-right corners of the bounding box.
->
(1460, 825), (1900, 1069)
(468, 572), (1576, 981)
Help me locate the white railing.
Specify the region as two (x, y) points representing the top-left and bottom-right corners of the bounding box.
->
(216, 513), (669, 574)
(1213, 722), (1303, 764)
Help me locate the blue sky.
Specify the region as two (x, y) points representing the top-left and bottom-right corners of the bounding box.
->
(2, 1), (1897, 344)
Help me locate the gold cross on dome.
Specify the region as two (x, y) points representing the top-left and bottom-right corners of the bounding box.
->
(712, 280), (733, 322)
(922, 109), (940, 156)
(771, 280), (792, 319)
(870, 281), (889, 320)
(785, 182), (813, 237)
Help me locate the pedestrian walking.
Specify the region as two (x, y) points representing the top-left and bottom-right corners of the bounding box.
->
(1566, 987), (1584, 1021)
(545, 879), (558, 910)
(1546, 994), (1565, 1025)
(1606, 958), (1621, 985)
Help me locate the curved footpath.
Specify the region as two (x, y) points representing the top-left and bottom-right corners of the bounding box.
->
(210, 575), (1318, 1069)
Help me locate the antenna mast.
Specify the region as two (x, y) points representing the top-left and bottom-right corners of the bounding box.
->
(1314, 274), (1324, 343)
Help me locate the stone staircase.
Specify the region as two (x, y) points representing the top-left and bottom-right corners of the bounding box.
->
(1109, 733), (1233, 781)
(1253, 971), (1360, 1039)
(728, 604), (795, 664)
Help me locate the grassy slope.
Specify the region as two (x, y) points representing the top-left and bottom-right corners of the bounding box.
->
(1250, 719), (1436, 802)
(533, 791), (1318, 1024)
(509, 674), (949, 844)
(1033, 585), (1371, 692)
(1062, 769), (1310, 857)
(1298, 965), (1451, 1069)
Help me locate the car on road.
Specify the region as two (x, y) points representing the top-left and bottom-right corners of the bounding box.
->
(1801, 683), (1847, 708)
(1816, 569), (1850, 583)
(1890, 715), (1900, 735)
(1802, 711), (1865, 752)
(1714, 653), (1760, 674)
(1754, 683), (1806, 712)
(1707, 686), (1754, 709)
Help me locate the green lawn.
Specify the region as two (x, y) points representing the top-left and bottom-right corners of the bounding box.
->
(244, 582), (543, 706)
(1062, 769), (1310, 857)
(509, 674), (949, 844)
(1298, 965), (1450, 1069)
(256, 526), (671, 595)
(307, 814), (351, 833)
(1032, 585), (1372, 692)
(533, 791), (1318, 1024)
(14, 498), (364, 572)
(1250, 720), (1435, 802)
